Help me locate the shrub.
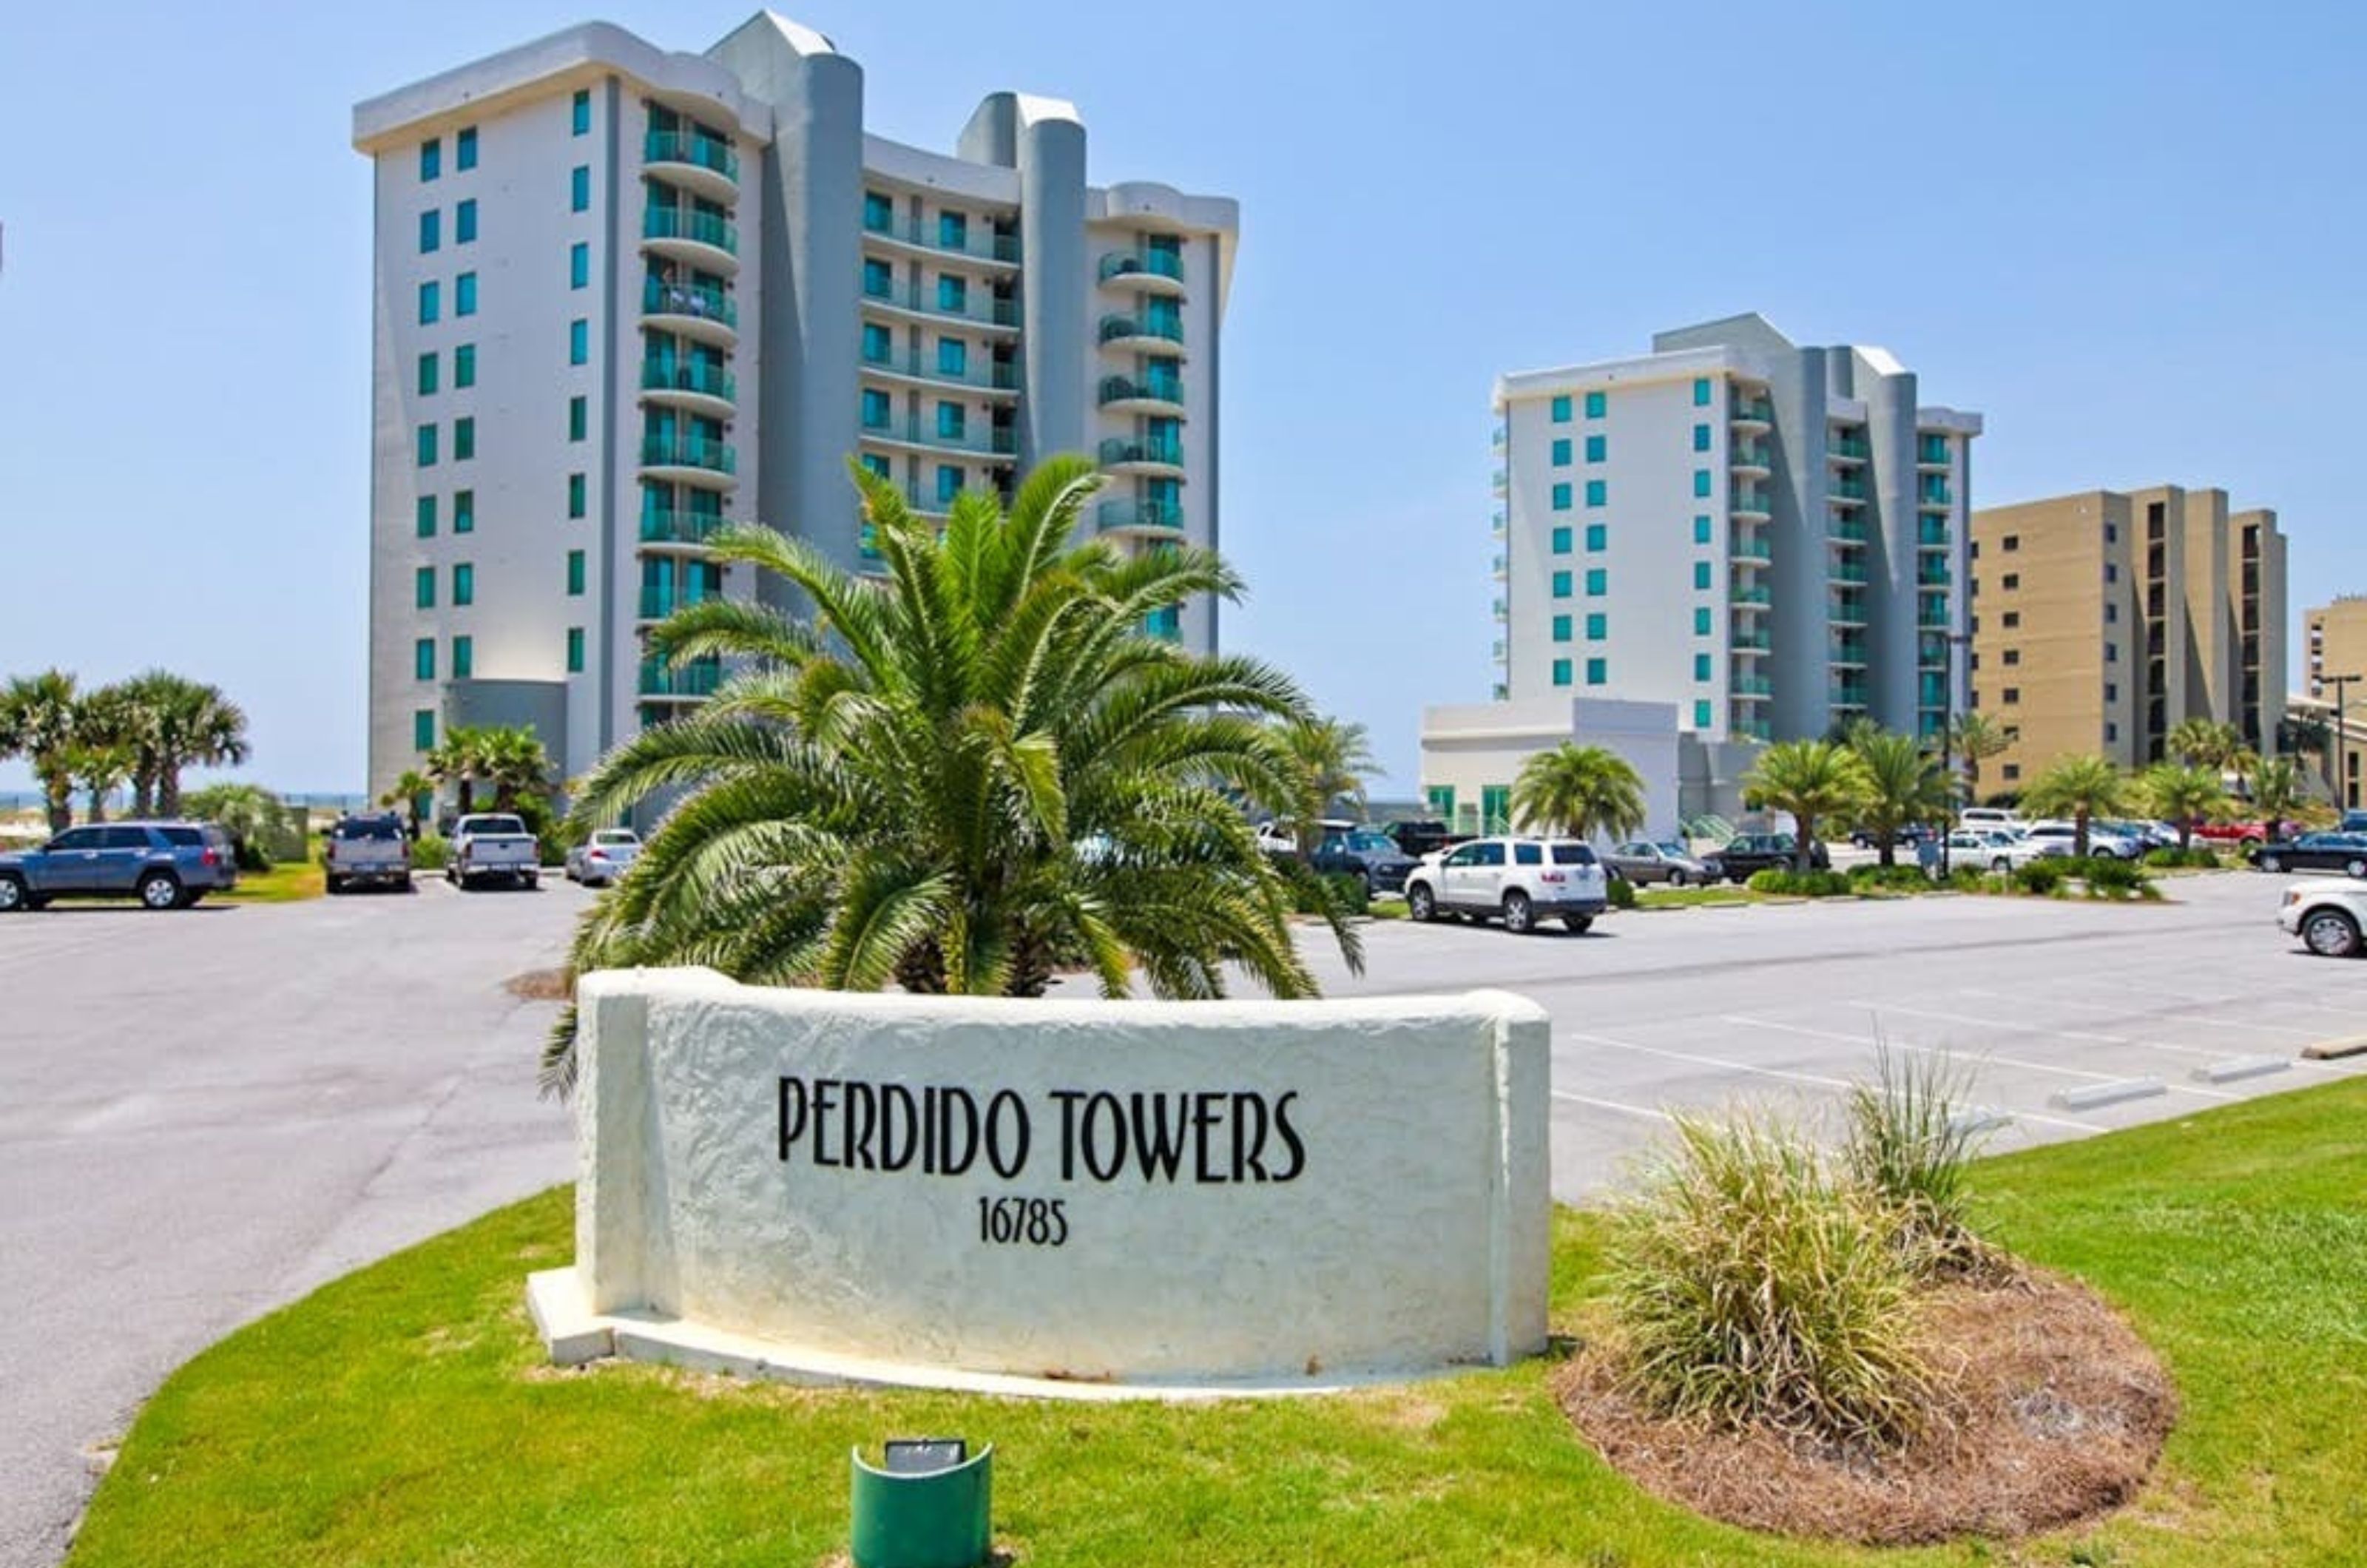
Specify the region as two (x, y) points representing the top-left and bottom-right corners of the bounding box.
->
(411, 834), (451, 872)
(1605, 1109), (1932, 1447)
(2068, 856), (2153, 899)
(1606, 876), (1637, 910)
(1843, 1044), (1990, 1278)
(1747, 868), (1852, 897)
(2144, 846), (2221, 870)
(1271, 858), (1369, 918)
(2012, 859), (2067, 896)
(1847, 863), (1934, 893)
(1947, 863), (1990, 891)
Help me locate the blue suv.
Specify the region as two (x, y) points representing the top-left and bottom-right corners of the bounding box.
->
(0, 821), (240, 911)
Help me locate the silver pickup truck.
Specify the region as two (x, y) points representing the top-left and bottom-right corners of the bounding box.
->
(324, 813), (413, 893)
(449, 813), (541, 891)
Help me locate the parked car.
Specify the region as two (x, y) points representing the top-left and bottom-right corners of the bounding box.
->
(1701, 833), (1830, 884)
(448, 813), (541, 891)
(0, 821), (238, 911)
(1253, 817), (1352, 858)
(2100, 819), (2180, 851)
(2249, 832), (2367, 878)
(2342, 811), (2367, 834)
(1602, 839), (1712, 886)
(1403, 836), (1610, 933)
(566, 828), (644, 887)
(2194, 820), (2277, 848)
(1849, 824), (1933, 850)
(324, 812), (413, 894)
(1959, 807), (2022, 831)
(1309, 825), (1419, 896)
(2279, 878), (2366, 957)
(2021, 821), (2141, 859)
(1385, 819), (1463, 859)
(1939, 828), (2048, 873)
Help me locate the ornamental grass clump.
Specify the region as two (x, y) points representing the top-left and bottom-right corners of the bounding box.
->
(1604, 1109), (1934, 1449)
(1843, 1044), (1993, 1279)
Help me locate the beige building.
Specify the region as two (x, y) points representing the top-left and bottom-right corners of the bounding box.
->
(2302, 597), (2367, 809)
(1967, 486), (2285, 793)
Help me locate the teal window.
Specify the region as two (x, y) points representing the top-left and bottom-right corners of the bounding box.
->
(572, 89), (590, 136)
(1425, 784), (1455, 819)
(416, 351), (438, 395)
(1481, 784), (1512, 834)
(568, 396), (587, 442)
(417, 280), (439, 324)
(451, 635), (473, 679)
(936, 402), (965, 439)
(453, 343), (475, 388)
(453, 490), (473, 533)
(862, 257), (893, 297)
(570, 165), (590, 212)
(453, 416), (474, 461)
(863, 191), (894, 231)
(936, 464), (963, 504)
(456, 198), (476, 243)
(937, 337), (968, 376)
(454, 272), (476, 317)
(1585, 522), (1607, 551)
(1586, 568), (1607, 595)
(1586, 658), (1607, 686)
(862, 322), (892, 362)
(419, 138), (441, 182)
(1585, 479), (1607, 507)
(566, 627), (586, 673)
(1585, 433), (1606, 462)
(1692, 469), (1712, 498)
(1693, 515), (1712, 544)
(1549, 394), (1571, 423)
(1550, 525), (1572, 553)
(415, 423), (436, 467)
(1550, 438), (1571, 466)
(1551, 615), (1572, 642)
(1551, 483), (1572, 511)
(414, 567), (435, 609)
(569, 319), (588, 365)
(1694, 653), (1712, 680)
(570, 241), (589, 289)
(1694, 607), (1712, 635)
(938, 211), (968, 249)
(567, 550), (586, 596)
(413, 638), (435, 681)
(418, 209), (440, 253)
(1692, 377), (1712, 406)
(413, 709), (435, 751)
(415, 496), (436, 538)
(1695, 700), (1714, 728)
(861, 388), (891, 428)
(452, 563), (473, 606)
(1551, 570), (1572, 598)
(1693, 561), (1712, 590)
(567, 474), (585, 518)
(1586, 612), (1607, 640)
(860, 453), (891, 478)
(1692, 422), (1711, 452)
(456, 127), (477, 172)
(1584, 390), (1607, 418)
(936, 274), (968, 313)
(1552, 658), (1573, 688)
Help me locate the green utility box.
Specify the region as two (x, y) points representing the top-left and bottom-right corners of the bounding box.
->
(850, 1441), (992, 1568)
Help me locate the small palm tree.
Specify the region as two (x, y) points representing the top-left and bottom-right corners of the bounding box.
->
(2167, 717), (2243, 773)
(1, 669), (82, 833)
(1275, 715), (1378, 855)
(481, 727), (553, 811)
(2140, 763), (2224, 851)
(427, 726), (489, 815)
(546, 456), (1357, 1095)
(380, 769), (436, 836)
(1948, 711), (2008, 798)
(1848, 726), (1947, 868)
(1742, 740), (1869, 871)
(2021, 753), (2127, 856)
(1510, 743), (1647, 841)
(2246, 755), (2306, 830)
(110, 672), (251, 817)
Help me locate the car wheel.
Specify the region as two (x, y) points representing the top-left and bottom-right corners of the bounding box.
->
(1564, 915), (1593, 933)
(1502, 890), (1534, 934)
(2260, 854), (2283, 873)
(1668, 870), (1688, 888)
(2300, 908), (2363, 959)
(1408, 883), (1436, 922)
(0, 873), (27, 913)
(2347, 859), (2367, 881)
(325, 875), (345, 895)
(138, 871), (182, 910)
(402, 876), (416, 893)
(1992, 857), (2010, 874)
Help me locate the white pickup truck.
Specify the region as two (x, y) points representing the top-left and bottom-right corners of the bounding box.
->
(448, 813), (541, 891)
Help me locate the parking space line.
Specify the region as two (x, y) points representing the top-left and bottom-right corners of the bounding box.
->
(1559, 1028), (1856, 1092)
(1551, 1090), (1672, 1123)
(1840, 1001), (2241, 1098)
(1956, 987), (2326, 1038)
(1719, 1016), (2110, 1130)
(2073, 976), (2365, 1020)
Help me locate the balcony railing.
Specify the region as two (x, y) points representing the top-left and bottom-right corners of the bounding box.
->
(1918, 604), (1951, 629)
(1731, 536), (1772, 564)
(1832, 683), (1870, 707)
(638, 658), (722, 697)
(1732, 488), (1772, 513)
(1098, 249), (1185, 285)
(639, 508), (726, 545)
(1917, 565), (1952, 588)
(638, 434), (737, 474)
(1830, 434), (1871, 459)
(863, 280), (1020, 328)
(644, 130), (739, 183)
(1732, 397), (1775, 422)
(643, 206), (738, 255)
(1918, 439), (1951, 465)
(642, 277), (737, 327)
(1098, 499), (1183, 533)
(1732, 630), (1772, 652)
(862, 210), (1022, 264)
(1098, 374), (1185, 408)
(1919, 484), (1955, 508)
(1831, 476), (1868, 501)
(638, 585), (720, 619)
(1732, 442), (1774, 467)
(1832, 562), (1869, 585)
(1918, 518), (1950, 548)
(1833, 642), (1868, 666)
(1831, 518), (1870, 544)
(1098, 436), (1184, 468)
(860, 413), (1017, 457)
(859, 345), (1019, 392)
(1732, 675), (1774, 696)
(1732, 717), (1774, 742)
(641, 359), (735, 402)
(1731, 584), (1772, 606)
(1831, 595), (1868, 625)
(1097, 313), (1184, 347)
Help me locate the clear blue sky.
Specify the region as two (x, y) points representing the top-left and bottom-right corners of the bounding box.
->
(4, 0), (2363, 795)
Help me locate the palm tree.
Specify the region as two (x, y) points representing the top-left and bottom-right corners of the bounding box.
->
(2279, 712), (2337, 796)
(2247, 755), (2307, 831)
(1, 669), (82, 833)
(545, 456), (1357, 1095)
(67, 683), (143, 823)
(2021, 753), (2127, 857)
(482, 727), (553, 811)
(181, 782), (288, 869)
(112, 672), (251, 817)
(1275, 715), (1377, 854)
(1742, 740), (1869, 872)
(1510, 743), (1646, 842)
(427, 726), (488, 815)
(2167, 717), (2243, 773)
(1847, 726), (1946, 867)
(2140, 763), (2224, 851)
(380, 769), (436, 836)
(1948, 711), (2008, 798)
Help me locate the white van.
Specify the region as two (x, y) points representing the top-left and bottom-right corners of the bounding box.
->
(1959, 807), (2022, 830)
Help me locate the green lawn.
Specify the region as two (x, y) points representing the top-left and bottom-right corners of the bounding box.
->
(68, 1081), (2367, 1567)
(213, 860), (325, 903)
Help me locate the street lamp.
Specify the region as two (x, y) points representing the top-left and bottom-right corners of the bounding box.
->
(2322, 673), (2361, 810)
(1937, 630), (1974, 877)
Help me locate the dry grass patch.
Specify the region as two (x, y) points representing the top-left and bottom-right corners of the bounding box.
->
(504, 967), (573, 1002)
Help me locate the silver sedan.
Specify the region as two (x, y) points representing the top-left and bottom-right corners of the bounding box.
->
(1601, 840), (1711, 887)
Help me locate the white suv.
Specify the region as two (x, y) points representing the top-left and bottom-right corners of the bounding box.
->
(2280, 879), (2366, 958)
(2022, 821), (2141, 859)
(1404, 836), (1610, 933)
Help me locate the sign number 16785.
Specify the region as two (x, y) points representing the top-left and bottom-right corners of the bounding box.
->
(977, 1194), (1068, 1247)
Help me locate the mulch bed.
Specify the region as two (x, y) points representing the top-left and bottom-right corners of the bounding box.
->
(1553, 1265), (2176, 1546)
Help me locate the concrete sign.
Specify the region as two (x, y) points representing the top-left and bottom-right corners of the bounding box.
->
(529, 970), (1551, 1396)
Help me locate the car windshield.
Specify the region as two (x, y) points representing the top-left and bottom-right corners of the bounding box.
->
(471, 816), (527, 837)
(1346, 831), (1396, 853)
(334, 818), (402, 840)
(592, 831), (639, 847)
(1654, 842), (1687, 857)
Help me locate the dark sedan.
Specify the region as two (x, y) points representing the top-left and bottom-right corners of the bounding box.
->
(2250, 833), (2367, 878)
(1702, 832), (1831, 884)
(1311, 827), (1420, 896)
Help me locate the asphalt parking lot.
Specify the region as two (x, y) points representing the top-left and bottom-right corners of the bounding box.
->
(2, 865), (2360, 1566)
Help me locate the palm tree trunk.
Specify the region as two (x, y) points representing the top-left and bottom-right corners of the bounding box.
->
(158, 766), (182, 819)
(1796, 817), (1815, 873)
(132, 770), (155, 818)
(458, 780), (476, 814)
(2075, 811), (2089, 858)
(43, 777), (72, 834)
(1878, 831), (1895, 868)
(87, 785), (107, 824)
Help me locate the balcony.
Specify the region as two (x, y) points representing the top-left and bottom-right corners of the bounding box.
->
(1832, 561), (1869, 585)
(859, 345), (1019, 397)
(1832, 642), (1868, 668)
(1098, 374), (1186, 414)
(638, 433), (737, 487)
(860, 413), (1017, 459)
(1097, 248), (1186, 294)
(1830, 476), (1868, 503)
(861, 210), (1021, 268)
(1098, 436), (1186, 476)
(641, 206), (739, 271)
(1830, 433), (1871, 461)
(1831, 517), (1870, 544)
(1731, 584), (1772, 608)
(1918, 484), (1955, 510)
(1732, 629), (1772, 653)
(1918, 517), (1950, 549)
(639, 358), (735, 419)
(1731, 534), (1772, 565)
(638, 584), (721, 620)
(641, 277), (738, 347)
(1490, 555), (1507, 581)
(1490, 509), (1507, 537)
(863, 280), (1021, 333)
(1732, 717), (1774, 743)
(1731, 441), (1774, 470)
(638, 658), (722, 699)
(1917, 564), (1952, 589)
(1490, 427), (1507, 450)
(1917, 439), (1951, 470)
(642, 130), (738, 201)
(1731, 396), (1775, 425)
(638, 508), (726, 549)
(1830, 595), (1868, 627)
(1918, 603), (1951, 629)
(1831, 682), (1870, 709)
(1098, 498), (1184, 536)
(1097, 313), (1186, 351)
(1732, 673), (1774, 697)
(1732, 487), (1772, 517)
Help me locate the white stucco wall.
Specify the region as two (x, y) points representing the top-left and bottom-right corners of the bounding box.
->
(563, 970), (1551, 1386)
(1419, 696), (1682, 839)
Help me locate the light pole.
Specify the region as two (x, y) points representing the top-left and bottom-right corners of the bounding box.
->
(2321, 673), (2359, 806)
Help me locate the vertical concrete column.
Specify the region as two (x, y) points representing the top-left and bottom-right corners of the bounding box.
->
(1016, 104), (1087, 472)
(1767, 349), (1830, 742)
(1863, 365), (1922, 735)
